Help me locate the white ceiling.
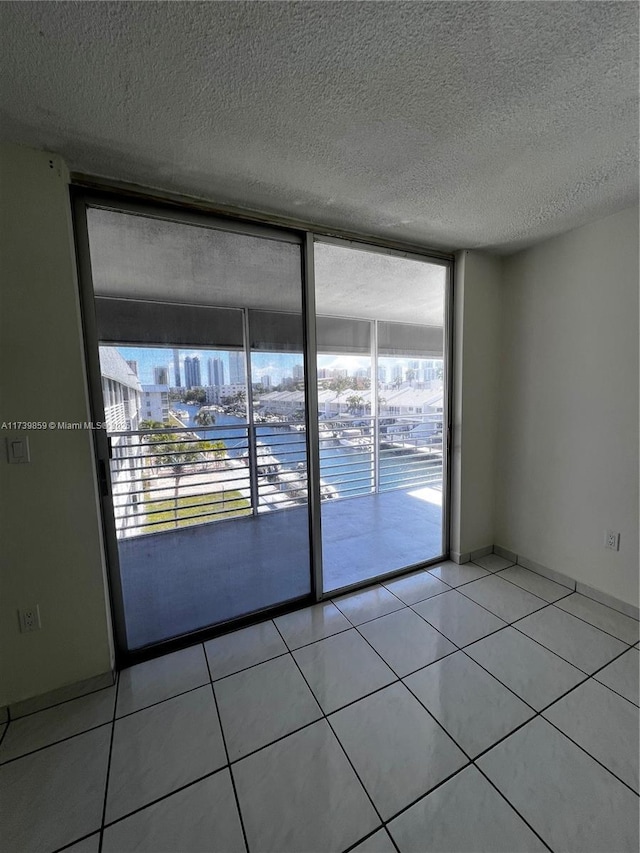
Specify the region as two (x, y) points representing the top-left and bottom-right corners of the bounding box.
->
(1, 1), (637, 254)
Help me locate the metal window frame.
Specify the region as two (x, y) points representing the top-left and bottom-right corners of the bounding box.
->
(311, 233), (453, 598)
(71, 183), (454, 663)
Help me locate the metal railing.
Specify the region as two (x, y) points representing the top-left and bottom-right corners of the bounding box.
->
(108, 413), (443, 538)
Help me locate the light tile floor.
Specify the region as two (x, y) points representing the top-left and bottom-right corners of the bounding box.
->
(1, 558), (638, 853)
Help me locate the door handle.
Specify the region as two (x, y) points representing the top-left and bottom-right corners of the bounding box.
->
(98, 458), (110, 497)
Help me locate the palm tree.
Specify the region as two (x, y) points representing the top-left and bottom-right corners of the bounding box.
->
(194, 409), (215, 426)
(346, 394), (365, 415)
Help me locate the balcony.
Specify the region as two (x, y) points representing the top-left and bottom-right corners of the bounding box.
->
(109, 416), (443, 649)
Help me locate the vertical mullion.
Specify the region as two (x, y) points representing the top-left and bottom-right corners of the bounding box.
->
(302, 233), (324, 600)
(442, 258), (454, 557)
(372, 319), (379, 494)
(71, 192), (129, 661)
(242, 309), (259, 516)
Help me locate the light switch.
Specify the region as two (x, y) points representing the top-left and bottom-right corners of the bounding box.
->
(6, 436), (30, 464)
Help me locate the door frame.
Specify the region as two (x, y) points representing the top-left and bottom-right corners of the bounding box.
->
(71, 185), (454, 665)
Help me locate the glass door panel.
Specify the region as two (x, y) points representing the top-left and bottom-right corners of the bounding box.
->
(314, 240), (448, 594)
(84, 206), (311, 652)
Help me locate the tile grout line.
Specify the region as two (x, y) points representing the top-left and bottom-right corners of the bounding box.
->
(97, 769), (232, 835)
(470, 561), (640, 640)
(547, 602), (639, 646)
(472, 764), (555, 853)
(0, 719), (117, 768)
(203, 641), (251, 853)
(281, 598), (559, 850)
(271, 618), (390, 849)
(6, 599), (633, 773)
(0, 675), (215, 768)
(6, 680), (118, 724)
(52, 829), (103, 853)
(10, 583), (638, 852)
(405, 600), (640, 797)
(341, 825), (400, 853)
(508, 618), (635, 677)
(394, 659), (556, 853)
(97, 670), (120, 853)
(539, 712), (640, 797)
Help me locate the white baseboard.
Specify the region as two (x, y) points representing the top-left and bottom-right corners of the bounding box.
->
(494, 544), (518, 564)
(495, 545), (639, 621)
(516, 555), (575, 592)
(575, 581), (640, 621)
(450, 545), (493, 565)
(9, 670), (116, 720)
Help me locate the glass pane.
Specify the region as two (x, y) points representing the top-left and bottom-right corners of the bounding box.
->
(314, 240), (447, 593)
(87, 209), (310, 651)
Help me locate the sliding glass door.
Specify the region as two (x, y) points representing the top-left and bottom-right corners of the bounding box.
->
(313, 239), (449, 594)
(75, 194), (451, 657)
(77, 199), (313, 653)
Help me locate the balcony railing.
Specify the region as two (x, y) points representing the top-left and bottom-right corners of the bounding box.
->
(108, 414), (443, 538)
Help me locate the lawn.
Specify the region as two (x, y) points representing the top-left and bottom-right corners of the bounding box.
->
(143, 490), (251, 532)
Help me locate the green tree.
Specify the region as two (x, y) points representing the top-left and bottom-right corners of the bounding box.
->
(140, 419), (164, 430)
(194, 409), (215, 426)
(346, 394), (365, 415)
(185, 387), (207, 404)
(145, 432), (212, 527)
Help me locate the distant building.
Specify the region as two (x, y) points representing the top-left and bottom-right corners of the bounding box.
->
(228, 351), (246, 384)
(173, 348), (181, 388)
(184, 355), (201, 388)
(206, 383), (246, 404)
(208, 357), (225, 386)
(377, 366), (387, 383)
(99, 347), (143, 536)
(100, 348), (142, 431)
(392, 365), (404, 384)
(261, 375), (271, 388)
(293, 364), (304, 382)
(141, 384), (170, 423)
(153, 366), (169, 385)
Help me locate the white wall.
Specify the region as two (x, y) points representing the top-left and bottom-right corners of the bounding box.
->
(450, 250), (502, 559)
(0, 144), (114, 707)
(496, 206), (639, 607)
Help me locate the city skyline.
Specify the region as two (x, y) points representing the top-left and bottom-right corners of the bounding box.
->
(112, 346), (442, 387)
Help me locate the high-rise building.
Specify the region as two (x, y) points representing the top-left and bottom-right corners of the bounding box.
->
(377, 366), (387, 383)
(228, 351), (246, 385)
(173, 349), (181, 388)
(153, 366), (169, 385)
(392, 365), (404, 384)
(184, 355), (201, 388)
(293, 364), (304, 382)
(208, 357), (225, 386)
(141, 385), (170, 424)
(261, 375), (271, 388)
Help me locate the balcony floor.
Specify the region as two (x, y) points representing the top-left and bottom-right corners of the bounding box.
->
(118, 487), (443, 649)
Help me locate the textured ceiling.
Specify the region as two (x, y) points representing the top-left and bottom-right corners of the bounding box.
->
(0, 1), (637, 253)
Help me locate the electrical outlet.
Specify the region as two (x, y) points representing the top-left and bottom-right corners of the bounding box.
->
(18, 605), (41, 633)
(605, 530), (620, 551)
